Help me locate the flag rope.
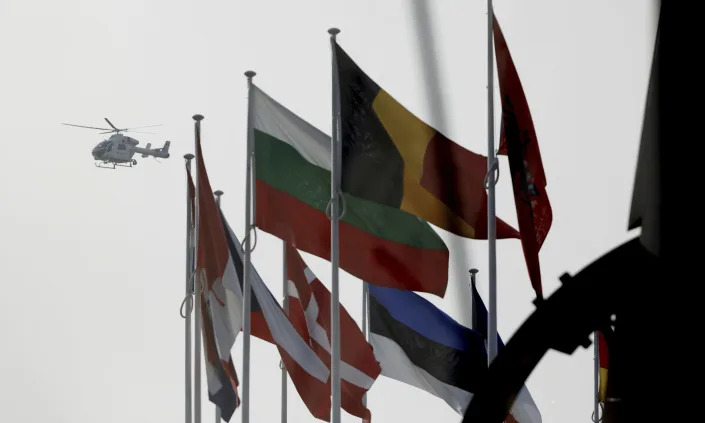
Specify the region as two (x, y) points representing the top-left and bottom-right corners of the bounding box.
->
(484, 153), (500, 189)
(180, 293), (194, 318)
(180, 269), (197, 318)
(325, 191), (347, 220)
(591, 402), (604, 422)
(240, 225), (259, 253)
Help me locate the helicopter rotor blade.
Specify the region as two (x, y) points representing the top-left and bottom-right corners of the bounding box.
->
(62, 123), (112, 131)
(104, 118), (120, 131)
(124, 130), (156, 135)
(123, 124), (162, 130)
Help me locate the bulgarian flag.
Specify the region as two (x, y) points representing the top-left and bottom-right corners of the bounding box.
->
(252, 84), (449, 297)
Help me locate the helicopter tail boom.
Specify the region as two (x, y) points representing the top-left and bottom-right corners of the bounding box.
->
(141, 143), (152, 158)
(134, 140), (170, 159)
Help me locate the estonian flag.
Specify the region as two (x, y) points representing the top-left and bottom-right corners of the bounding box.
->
(369, 284), (541, 422)
(368, 284), (486, 414)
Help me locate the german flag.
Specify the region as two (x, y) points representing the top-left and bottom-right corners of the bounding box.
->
(598, 331), (609, 403)
(334, 42), (519, 239)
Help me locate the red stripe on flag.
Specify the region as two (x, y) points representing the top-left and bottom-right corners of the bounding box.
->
(257, 180), (449, 296)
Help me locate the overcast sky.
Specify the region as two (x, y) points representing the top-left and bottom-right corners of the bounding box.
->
(1, 1), (658, 422)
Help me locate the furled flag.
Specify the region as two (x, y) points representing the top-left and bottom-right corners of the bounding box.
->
(251, 84), (449, 296)
(219, 211), (331, 417)
(598, 331), (609, 403)
(333, 41), (519, 240)
(470, 282), (542, 423)
(494, 14), (553, 299)
(192, 141), (243, 420)
(286, 244), (381, 421)
(368, 284), (487, 414)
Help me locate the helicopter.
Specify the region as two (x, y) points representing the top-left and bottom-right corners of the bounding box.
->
(62, 118), (171, 169)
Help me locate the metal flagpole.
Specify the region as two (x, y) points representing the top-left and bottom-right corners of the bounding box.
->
(486, 0), (499, 365)
(184, 153), (195, 423)
(593, 331), (600, 422)
(192, 114), (205, 423)
(281, 241), (288, 423)
(361, 281), (369, 418)
(469, 269), (479, 332)
(213, 190), (224, 423)
(362, 281), (370, 423)
(242, 70), (256, 423)
(328, 27), (342, 423)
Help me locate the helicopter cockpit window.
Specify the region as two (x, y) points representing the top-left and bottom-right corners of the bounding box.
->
(118, 144), (126, 150)
(107, 144), (113, 152)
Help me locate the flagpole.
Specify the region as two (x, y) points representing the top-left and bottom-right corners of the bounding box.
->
(242, 70), (256, 423)
(486, 0), (499, 365)
(328, 27), (342, 423)
(192, 114), (205, 423)
(593, 331), (600, 422)
(361, 281), (369, 416)
(213, 190), (224, 423)
(469, 269), (479, 332)
(184, 153), (195, 423)
(281, 241), (288, 423)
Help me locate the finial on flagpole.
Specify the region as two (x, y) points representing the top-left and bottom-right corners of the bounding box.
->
(469, 268), (479, 285)
(245, 70), (256, 79)
(214, 190), (224, 208)
(184, 153), (194, 161)
(193, 114), (204, 121)
(328, 27), (340, 39)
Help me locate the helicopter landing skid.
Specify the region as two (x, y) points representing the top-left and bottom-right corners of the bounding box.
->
(95, 160), (136, 169)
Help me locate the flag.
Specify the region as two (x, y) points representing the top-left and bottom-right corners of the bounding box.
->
(199, 287), (241, 419)
(368, 284), (487, 414)
(494, 15), (553, 299)
(191, 142), (243, 420)
(470, 282), (541, 423)
(252, 84), (450, 297)
(333, 42), (519, 240)
(286, 244), (381, 421)
(598, 331), (609, 403)
(220, 212), (332, 419)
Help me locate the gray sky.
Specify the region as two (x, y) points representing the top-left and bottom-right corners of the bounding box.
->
(0, 1), (658, 422)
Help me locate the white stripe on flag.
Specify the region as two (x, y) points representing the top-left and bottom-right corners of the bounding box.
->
(287, 280), (299, 299)
(249, 265), (330, 382)
(510, 386), (542, 423)
(303, 267), (317, 284)
(303, 296), (374, 389)
(224, 220), (330, 384)
(252, 85), (332, 171)
(370, 333), (473, 414)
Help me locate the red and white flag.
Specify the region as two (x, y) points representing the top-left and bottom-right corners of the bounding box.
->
(286, 244), (381, 421)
